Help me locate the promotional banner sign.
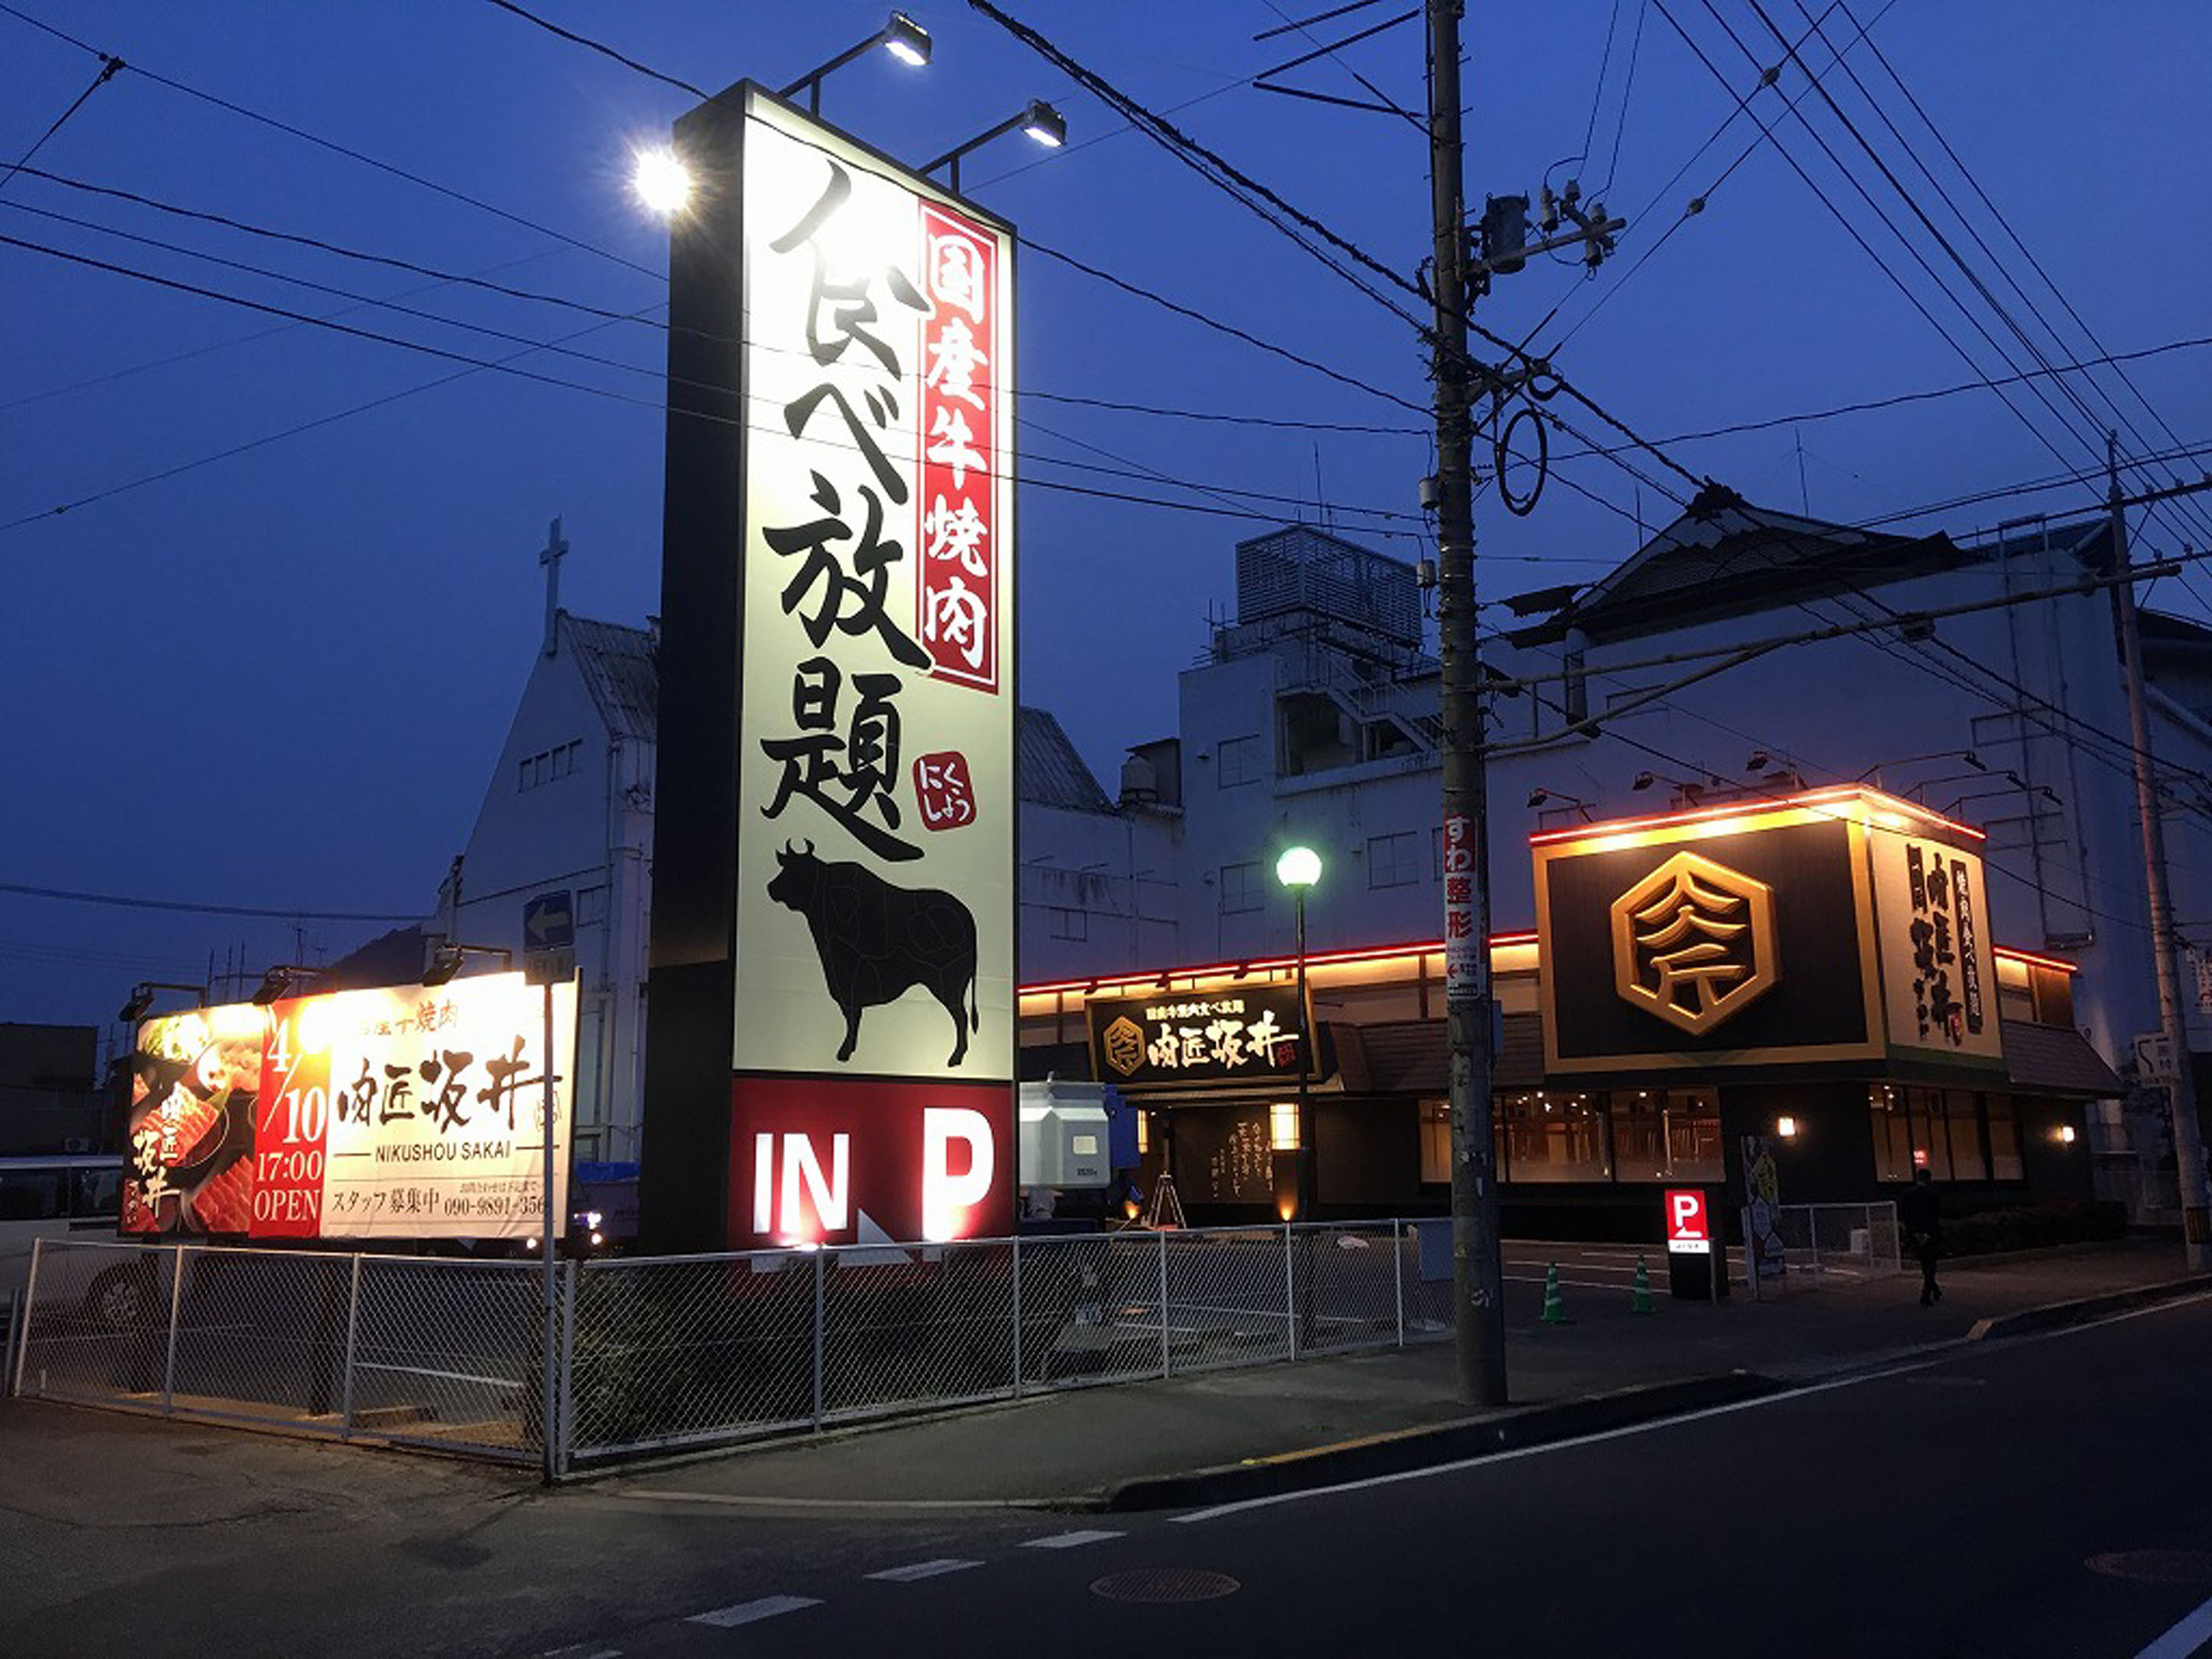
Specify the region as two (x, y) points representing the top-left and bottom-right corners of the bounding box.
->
(121, 975), (574, 1241)
(1867, 830), (2002, 1068)
(1084, 983), (1313, 1091)
(726, 91), (1016, 1247)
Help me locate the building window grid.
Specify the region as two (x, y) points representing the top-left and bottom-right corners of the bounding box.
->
(518, 738), (584, 792)
(1048, 906), (1088, 942)
(1216, 733), (1263, 787)
(1220, 861), (1264, 916)
(1367, 830), (1421, 889)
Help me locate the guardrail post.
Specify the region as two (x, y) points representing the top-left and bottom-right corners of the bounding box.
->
(810, 1247), (826, 1431)
(1393, 1219), (1406, 1346)
(12, 1240), (42, 1397)
(1010, 1235), (1024, 1399)
(161, 1246), (185, 1415)
(1157, 1230), (1171, 1379)
(339, 1253), (363, 1439)
(1284, 1223), (1299, 1363)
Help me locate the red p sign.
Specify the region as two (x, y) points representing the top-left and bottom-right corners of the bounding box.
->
(1665, 1188), (1711, 1255)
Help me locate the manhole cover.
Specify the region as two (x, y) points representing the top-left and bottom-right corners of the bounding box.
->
(2087, 1551), (2212, 1585)
(1091, 1568), (1242, 1604)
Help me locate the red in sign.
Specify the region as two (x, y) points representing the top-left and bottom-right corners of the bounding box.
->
(1665, 1187), (1712, 1255)
(912, 750), (976, 832)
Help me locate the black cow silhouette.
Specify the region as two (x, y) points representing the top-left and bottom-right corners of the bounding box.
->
(767, 840), (979, 1065)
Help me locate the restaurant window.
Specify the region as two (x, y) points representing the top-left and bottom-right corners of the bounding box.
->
(1944, 1090), (1988, 1181)
(1609, 1088), (1724, 1181)
(1419, 1098), (1507, 1182)
(1869, 1085), (1914, 1182)
(1985, 1091), (2024, 1181)
(1419, 1098), (1450, 1184)
(1873, 1087), (1956, 1181)
(1499, 1089), (1610, 1183)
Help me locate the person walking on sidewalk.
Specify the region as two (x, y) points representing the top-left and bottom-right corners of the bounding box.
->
(1901, 1168), (1943, 1305)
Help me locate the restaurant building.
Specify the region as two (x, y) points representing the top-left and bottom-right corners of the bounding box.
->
(1019, 783), (2117, 1232)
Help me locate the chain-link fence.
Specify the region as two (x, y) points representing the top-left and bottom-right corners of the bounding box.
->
(12, 1238), (545, 1463)
(1766, 1202), (1902, 1286)
(12, 1222), (1452, 1473)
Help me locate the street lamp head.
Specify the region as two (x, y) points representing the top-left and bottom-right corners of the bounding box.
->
(1276, 845), (1323, 891)
(1631, 770), (1656, 791)
(1020, 99), (1066, 147)
(631, 145), (694, 219)
(1527, 788), (1551, 808)
(251, 967), (293, 1007)
(882, 11), (932, 68)
(118, 985), (153, 1025)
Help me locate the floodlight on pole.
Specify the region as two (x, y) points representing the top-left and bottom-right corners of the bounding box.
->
(780, 11), (932, 114)
(118, 981), (206, 1025)
(423, 942), (515, 988)
(631, 145), (694, 219)
(250, 965), (328, 1008)
(922, 100), (1068, 194)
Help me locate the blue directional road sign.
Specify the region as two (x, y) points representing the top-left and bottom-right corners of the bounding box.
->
(523, 890), (575, 986)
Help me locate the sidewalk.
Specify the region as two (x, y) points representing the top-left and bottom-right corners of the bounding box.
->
(601, 1237), (2207, 1512)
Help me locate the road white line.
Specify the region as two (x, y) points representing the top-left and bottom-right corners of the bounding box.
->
(687, 1595), (822, 1628)
(1021, 1529), (1124, 1550)
(2134, 1590), (2212, 1659)
(867, 1559), (983, 1583)
(1173, 1290), (2212, 1525)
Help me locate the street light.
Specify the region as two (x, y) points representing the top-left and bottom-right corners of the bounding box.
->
(922, 99), (1068, 194)
(1275, 846), (1322, 1220)
(118, 981), (205, 1025)
(422, 942), (515, 988)
(1526, 786), (1594, 820)
(631, 144), (694, 219)
(779, 10), (932, 114)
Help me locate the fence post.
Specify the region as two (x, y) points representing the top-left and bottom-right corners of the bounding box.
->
(1808, 1210), (1822, 1277)
(1283, 1223), (1299, 1363)
(161, 1246), (185, 1415)
(1392, 1219), (1406, 1346)
(811, 1247), (827, 1431)
(1010, 1234), (1024, 1399)
(11, 1239), (42, 1397)
(558, 1260), (578, 1477)
(1157, 1230), (1171, 1379)
(339, 1253), (363, 1439)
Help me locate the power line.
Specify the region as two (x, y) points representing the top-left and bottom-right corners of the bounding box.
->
(0, 51), (120, 193)
(0, 0), (660, 281)
(481, 0), (710, 99)
(0, 879), (423, 923)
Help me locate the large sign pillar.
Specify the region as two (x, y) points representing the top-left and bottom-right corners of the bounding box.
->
(643, 84), (1018, 1251)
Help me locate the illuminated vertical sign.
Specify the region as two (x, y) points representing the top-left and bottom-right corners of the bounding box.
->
(1869, 830), (2002, 1066)
(728, 92), (1015, 1248)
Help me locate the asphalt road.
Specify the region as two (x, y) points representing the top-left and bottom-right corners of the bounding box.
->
(9, 1286), (2212, 1658)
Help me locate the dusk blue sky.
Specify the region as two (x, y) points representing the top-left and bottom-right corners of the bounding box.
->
(3, 2), (2206, 1040)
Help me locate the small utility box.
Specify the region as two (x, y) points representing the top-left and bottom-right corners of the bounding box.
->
(1664, 1187), (1727, 1301)
(1018, 1078), (1112, 1191)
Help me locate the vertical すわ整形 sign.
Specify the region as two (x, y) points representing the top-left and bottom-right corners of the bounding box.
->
(727, 92), (1015, 1248)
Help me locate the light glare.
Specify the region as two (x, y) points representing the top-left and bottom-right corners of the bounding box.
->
(1276, 845), (1323, 890)
(633, 147), (693, 218)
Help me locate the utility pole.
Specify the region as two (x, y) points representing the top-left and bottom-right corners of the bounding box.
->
(2108, 432), (2212, 1269)
(1429, 0), (1507, 1406)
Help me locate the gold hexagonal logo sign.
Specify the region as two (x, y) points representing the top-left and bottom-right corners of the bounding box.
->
(1101, 1016), (1147, 1078)
(1610, 850), (1779, 1035)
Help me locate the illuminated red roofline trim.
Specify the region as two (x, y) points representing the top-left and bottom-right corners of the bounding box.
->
(1527, 783), (1985, 847)
(1022, 929), (2066, 995)
(1019, 933), (1538, 998)
(1993, 945), (2079, 975)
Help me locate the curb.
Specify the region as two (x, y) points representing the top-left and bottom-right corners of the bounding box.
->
(1094, 1370), (1781, 1512)
(1965, 1274), (2212, 1343)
